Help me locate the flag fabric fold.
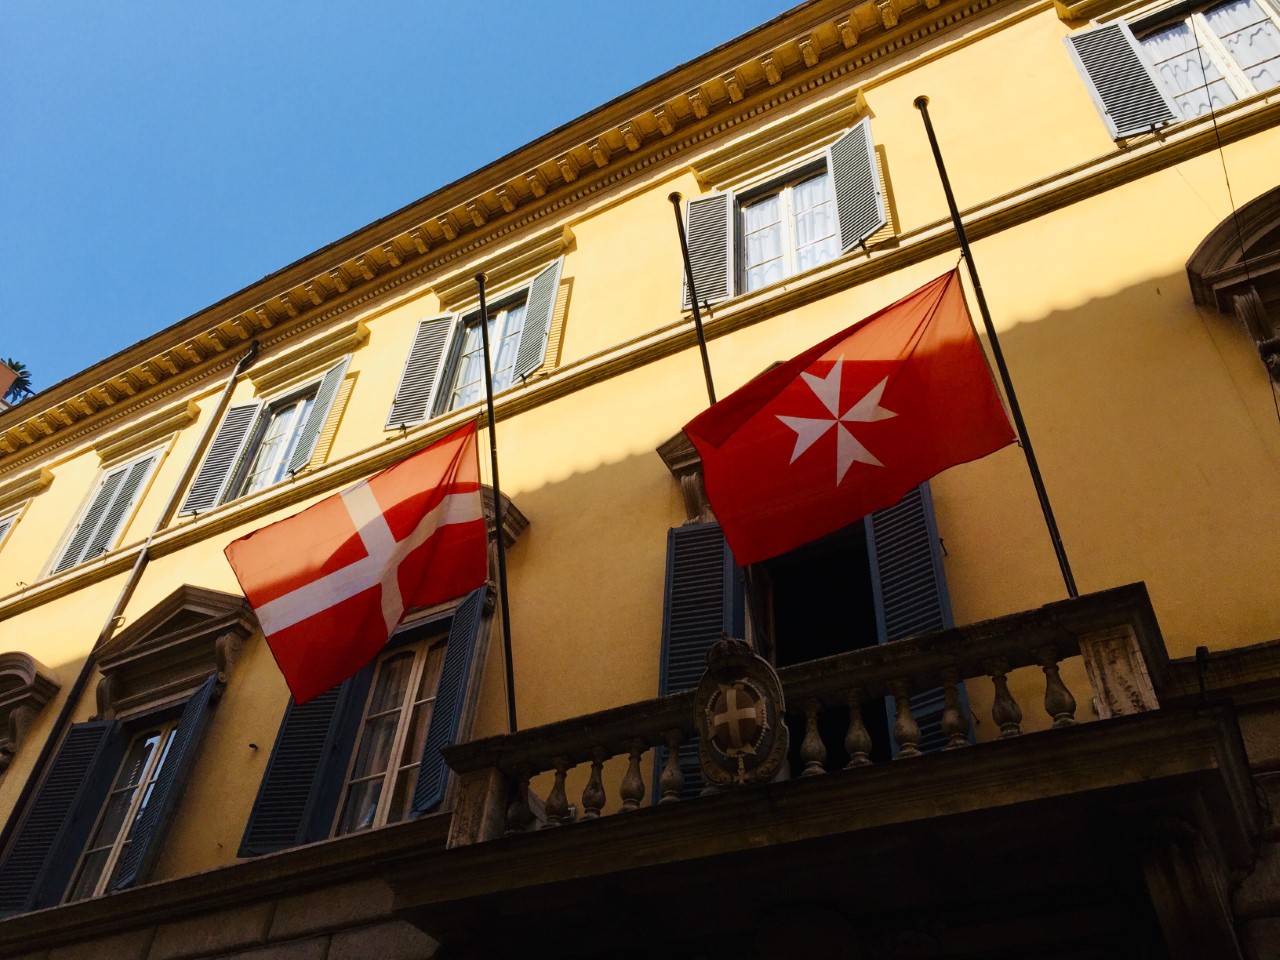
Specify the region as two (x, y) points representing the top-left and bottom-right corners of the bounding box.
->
(683, 269), (1015, 565)
(225, 420), (488, 704)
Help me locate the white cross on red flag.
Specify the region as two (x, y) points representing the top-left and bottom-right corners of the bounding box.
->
(225, 420), (488, 704)
(683, 270), (1015, 565)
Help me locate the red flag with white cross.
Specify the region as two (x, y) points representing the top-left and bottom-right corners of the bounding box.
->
(683, 270), (1014, 565)
(225, 421), (488, 704)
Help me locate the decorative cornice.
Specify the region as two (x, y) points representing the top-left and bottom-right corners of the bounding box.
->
(691, 88), (867, 188)
(0, 466), (53, 511)
(0, 0), (1001, 465)
(248, 319), (370, 396)
(94, 399), (199, 466)
(433, 226), (575, 309)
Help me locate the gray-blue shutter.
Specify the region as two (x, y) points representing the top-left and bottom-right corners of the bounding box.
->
(111, 675), (218, 891)
(829, 117), (886, 252)
(179, 402), (261, 514)
(866, 483), (967, 754)
(1066, 23), (1180, 138)
(682, 193), (734, 310)
(287, 359), (349, 475)
(81, 454), (156, 563)
(513, 259), (563, 381)
(0, 721), (126, 915)
(238, 667), (374, 856)
(658, 522), (744, 798)
(411, 588), (488, 816)
(51, 468), (129, 574)
(387, 317), (453, 428)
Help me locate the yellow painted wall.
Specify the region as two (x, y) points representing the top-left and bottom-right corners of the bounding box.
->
(0, 0), (1277, 893)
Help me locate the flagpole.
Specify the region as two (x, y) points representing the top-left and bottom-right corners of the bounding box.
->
(474, 273), (519, 733)
(669, 193), (718, 405)
(914, 95), (1079, 599)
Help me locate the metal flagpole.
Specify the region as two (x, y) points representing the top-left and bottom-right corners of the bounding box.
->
(474, 273), (519, 733)
(914, 95), (1079, 598)
(669, 193), (718, 405)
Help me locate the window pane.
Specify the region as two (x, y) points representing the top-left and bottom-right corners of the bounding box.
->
(1206, 0), (1280, 91)
(368, 653), (414, 715)
(335, 778), (383, 835)
(492, 301), (526, 392)
(386, 766), (418, 825)
(347, 714), (399, 781)
(742, 193), (785, 293)
(793, 173), (840, 274)
(241, 394), (315, 495)
(448, 322), (488, 410)
(65, 849), (111, 903)
(1142, 22), (1238, 116)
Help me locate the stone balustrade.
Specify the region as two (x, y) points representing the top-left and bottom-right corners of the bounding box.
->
(442, 583), (1168, 848)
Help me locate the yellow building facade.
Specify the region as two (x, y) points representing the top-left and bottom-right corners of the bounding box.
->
(0, 0), (1278, 956)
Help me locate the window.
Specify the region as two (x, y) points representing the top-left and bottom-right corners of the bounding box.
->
(656, 486), (961, 797)
(1068, 0), (1280, 138)
(239, 588), (489, 856)
(50, 449), (161, 574)
(386, 258), (563, 429)
(333, 635), (446, 835)
(0, 510), (19, 552)
(179, 358), (348, 515)
(681, 118), (886, 309)
(64, 722), (176, 902)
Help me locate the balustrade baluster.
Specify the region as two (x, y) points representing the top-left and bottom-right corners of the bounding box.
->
(619, 738), (646, 811)
(659, 729), (685, 803)
(986, 658), (1024, 738)
(844, 689), (873, 768)
(1037, 646), (1077, 727)
(889, 681), (922, 758)
(581, 747), (607, 819)
(940, 670), (970, 750)
(800, 698), (827, 776)
(545, 755), (572, 826)
(505, 764), (536, 835)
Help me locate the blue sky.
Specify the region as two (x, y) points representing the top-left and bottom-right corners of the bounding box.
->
(2, 2), (791, 396)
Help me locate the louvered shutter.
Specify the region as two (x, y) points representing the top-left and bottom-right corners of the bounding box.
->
(682, 193), (734, 310)
(658, 523), (744, 798)
(829, 117), (887, 252)
(411, 588), (487, 816)
(386, 317), (453, 428)
(866, 484), (967, 754)
(111, 676), (218, 891)
(0, 721), (125, 915)
(51, 467), (129, 574)
(0, 515), (15, 546)
(238, 667), (374, 856)
(81, 453), (156, 563)
(513, 259), (563, 381)
(179, 402), (261, 514)
(286, 359), (349, 475)
(1066, 23), (1180, 138)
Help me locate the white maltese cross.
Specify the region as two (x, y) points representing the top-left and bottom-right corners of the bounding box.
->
(776, 359), (896, 484)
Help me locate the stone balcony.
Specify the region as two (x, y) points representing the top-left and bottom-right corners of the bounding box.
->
(393, 583), (1261, 959)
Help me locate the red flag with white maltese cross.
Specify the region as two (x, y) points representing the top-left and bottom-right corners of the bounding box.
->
(683, 270), (1014, 565)
(225, 421), (487, 704)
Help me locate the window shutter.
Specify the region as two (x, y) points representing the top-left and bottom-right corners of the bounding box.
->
(682, 193), (734, 310)
(51, 466), (130, 574)
(0, 721), (126, 915)
(287, 359), (350, 475)
(386, 317), (453, 428)
(865, 484), (967, 754)
(412, 587), (488, 816)
(81, 453), (157, 563)
(1066, 23), (1180, 138)
(238, 667), (374, 856)
(111, 675), (218, 891)
(829, 117), (887, 252)
(179, 402), (261, 515)
(658, 523), (744, 798)
(513, 259), (563, 381)
(0, 515), (15, 546)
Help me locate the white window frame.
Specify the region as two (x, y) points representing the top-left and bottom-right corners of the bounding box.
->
(63, 720), (178, 903)
(1132, 0), (1280, 114)
(437, 292), (530, 416)
(736, 159), (840, 295)
(0, 507), (21, 551)
(331, 631), (448, 836)
(226, 382), (320, 501)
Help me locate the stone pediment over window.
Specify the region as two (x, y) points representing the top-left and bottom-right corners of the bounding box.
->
(0, 653), (61, 773)
(94, 585), (256, 721)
